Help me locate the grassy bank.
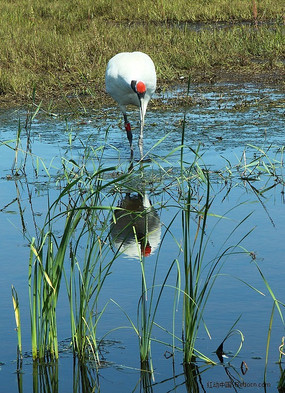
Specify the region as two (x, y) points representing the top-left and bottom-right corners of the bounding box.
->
(0, 0), (284, 104)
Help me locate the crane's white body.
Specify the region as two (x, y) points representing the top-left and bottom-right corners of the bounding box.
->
(105, 51), (156, 159)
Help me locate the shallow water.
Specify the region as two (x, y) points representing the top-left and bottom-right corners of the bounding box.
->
(0, 82), (284, 392)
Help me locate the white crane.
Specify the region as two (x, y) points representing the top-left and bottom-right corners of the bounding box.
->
(105, 51), (156, 160)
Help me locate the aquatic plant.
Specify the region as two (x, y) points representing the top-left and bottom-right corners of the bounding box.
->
(28, 203), (81, 360)
(28, 158), (129, 361)
(179, 167), (257, 365)
(11, 286), (22, 366)
(180, 169), (211, 364)
(251, 262), (285, 386)
(66, 195), (120, 363)
(73, 358), (100, 392)
(278, 339), (285, 393)
(137, 251), (178, 365)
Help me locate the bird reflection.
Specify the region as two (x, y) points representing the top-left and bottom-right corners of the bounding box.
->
(110, 193), (161, 259)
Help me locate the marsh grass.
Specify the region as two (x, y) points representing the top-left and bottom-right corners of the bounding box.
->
(179, 178), (257, 365)
(107, 142), (255, 371)
(11, 286), (22, 366)
(66, 195), (121, 363)
(10, 157), (283, 391)
(215, 317), (245, 363)
(181, 171), (212, 364)
(251, 261), (285, 386)
(27, 151), (131, 361)
(3, 102), (51, 182)
(175, 113), (256, 365)
(238, 144), (285, 183)
(28, 212), (80, 360)
(137, 254), (178, 365)
(0, 0), (283, 101)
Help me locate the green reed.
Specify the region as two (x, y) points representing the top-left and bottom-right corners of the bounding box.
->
(178, 143), (252, 365)
(11, 286), (22, 365)
(66, 197), (120, 363)
(138, 249), (178, 365)
(28, 154), (129, 361)
(181, 170), (212, 364)
(28, 172), (86, 361)
(252, 262), (285, 386)
(28, 200), (82, 360)
(180, 170), (256, 365)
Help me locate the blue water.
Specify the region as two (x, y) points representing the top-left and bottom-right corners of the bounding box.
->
(0, 82), (284, 392)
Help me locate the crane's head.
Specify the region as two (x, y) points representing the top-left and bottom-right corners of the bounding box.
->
(131, 80), (146, 99)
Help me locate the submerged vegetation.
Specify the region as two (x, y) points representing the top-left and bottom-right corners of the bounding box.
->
(0, 0), (284, 102)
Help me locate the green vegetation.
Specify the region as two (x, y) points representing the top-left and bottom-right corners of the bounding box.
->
(27, 157), (128, 361)
(0, 0), (283, 103)
(11, 286), (22, 365)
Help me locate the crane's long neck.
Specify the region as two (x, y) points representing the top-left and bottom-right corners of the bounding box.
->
(139, 98), (148, 160)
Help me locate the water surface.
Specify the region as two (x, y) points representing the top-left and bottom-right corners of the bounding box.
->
(0, 82), (284, 392)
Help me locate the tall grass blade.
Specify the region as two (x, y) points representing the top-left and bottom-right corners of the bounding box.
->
(11, 285), (22, 365)
(264, 302), (275, 386)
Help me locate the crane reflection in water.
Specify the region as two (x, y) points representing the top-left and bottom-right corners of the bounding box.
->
(110, 193), (161, 259)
